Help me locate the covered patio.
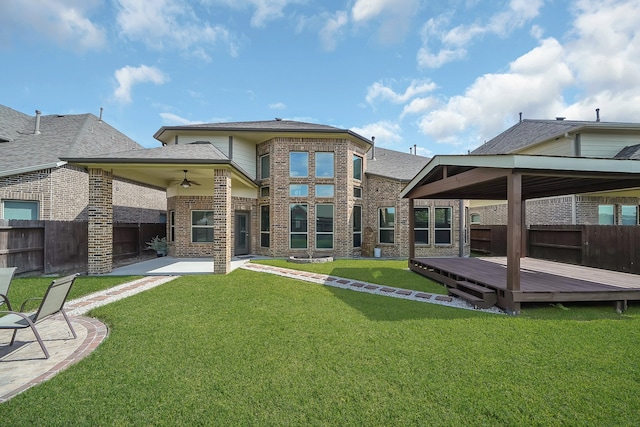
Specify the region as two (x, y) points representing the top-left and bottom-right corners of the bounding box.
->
(400, 154), (640, 313)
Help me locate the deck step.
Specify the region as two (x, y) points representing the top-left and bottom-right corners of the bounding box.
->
(449, 281), (497, 309)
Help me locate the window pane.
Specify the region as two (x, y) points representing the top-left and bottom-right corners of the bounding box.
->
(260, 205), (270, 231)
(353, 233), (362, 247)
(261, 233), (270, 247)
(414, 208), (429, 228)
(434, 208), (451, 228)
(290, 152), (308, 177)
(316, 204), (333, 232)
(621, 205), (638, 225)
(353, 187), (362, 198)
(315, 152), (334, 178)
(289, 184), (308, 197)
(435, 229), (451, 244)
(316, 234), (333, 249)
(353, 206), (362, 232)
(192, 228), (213, 242)
(379, 207), (395, 228)
(470, 213), (481, 224)
(598, 205), (615, 225)
(192, 211), (214, 225)
(380, 229), (394, 244)
(414, 230), (429, 245)
(290, 204), (308, 232)
(290, 234), (307, 249)
(260, 186), (270, 197)
(353, 155), (362, 180)
(315, 184), (334, 197)
(260, 155), (270, 179)
(3, 200), (38, 220)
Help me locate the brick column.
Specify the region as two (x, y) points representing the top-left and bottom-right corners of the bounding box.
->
(88, 168), (113, 274)
(213, 169), (232, 274)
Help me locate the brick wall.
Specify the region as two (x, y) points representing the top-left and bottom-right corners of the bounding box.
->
(88, 168), (113, 274)
(256, 137), (368, 258)
(364, 175), (468, 257)
(0, 165), (165, 223)
(471, 195), (640, 226)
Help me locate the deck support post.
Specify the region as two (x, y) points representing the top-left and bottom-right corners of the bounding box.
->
(506, 172), (522, 293)
(408, 198), (415, 261)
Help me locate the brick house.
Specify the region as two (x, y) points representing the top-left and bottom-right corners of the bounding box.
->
(469, 117), (640, 226)
(65, 120), (469, 274)
(0, 105), (166, 223)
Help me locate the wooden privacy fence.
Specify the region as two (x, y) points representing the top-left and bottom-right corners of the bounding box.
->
(0, 220), (166, 275)
(471, 225), (640, 274)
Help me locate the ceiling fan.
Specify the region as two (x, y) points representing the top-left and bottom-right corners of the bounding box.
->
(179, 170), (200, 188)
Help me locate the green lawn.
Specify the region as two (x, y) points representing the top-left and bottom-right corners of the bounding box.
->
(1, 264), (639, 425)
(4, 275), (142, 311)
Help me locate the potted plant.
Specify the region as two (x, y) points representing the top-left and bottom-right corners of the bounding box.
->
(145, 235), (168, 257)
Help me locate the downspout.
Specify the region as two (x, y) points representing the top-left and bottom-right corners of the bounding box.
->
(459, 199), (465, 257)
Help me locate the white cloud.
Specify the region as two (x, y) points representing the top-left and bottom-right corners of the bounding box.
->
(0, 0), (106, 50)
(351, 121), (402, 147)
(159, 112), (204, 125)
(366, 79), (437, 106)
(210, 0), (300, 28)
(269, 102), (287, 110)
(319, 10), (348, 51)
(113, 65), (168, 104)
(351, 0), (419, 44)
(418, 37), (573, 146)
(401, 97), (438, 118)
(418, 0), (544, 68)
(116, 0), (239, 59)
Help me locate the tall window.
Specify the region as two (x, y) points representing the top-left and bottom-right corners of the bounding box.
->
(169, 210), (175, 242)
(379, 207), (395, 244)
(316, 204), (334, 249)
(414, 207), (429, 245)
(2, 200), (38, 220)
(260, 154), (270, 179)
(290, 204), (308, 249)
(353, 205), (362, 247)
(260, 205), (270, 247)
(598, 205), (615, 225)
(315, 152), (334, 178)
(290, 152), (308, 177)
(353, 155), (362, 180)
(434, 207), (452, 245)
(621, 205), (638, 225)
(192, 211), (214, 242)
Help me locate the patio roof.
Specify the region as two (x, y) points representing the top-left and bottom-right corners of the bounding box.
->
(400, 154), (640, 200)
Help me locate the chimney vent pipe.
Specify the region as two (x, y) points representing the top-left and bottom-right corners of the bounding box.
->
(519, 112), (522, 122)
(414, 144), (417, 155)
(596, 108), (600, 122)
(371, 136), (376, 160)
(34, 110), (41, 135)
(99, 107), (103, 121)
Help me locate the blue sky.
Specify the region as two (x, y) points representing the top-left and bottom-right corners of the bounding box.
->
(2, 0), (639, 155)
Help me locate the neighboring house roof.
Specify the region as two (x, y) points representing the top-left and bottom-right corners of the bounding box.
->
(72, 141), (229, 163)
(615, 144), (640, 160)
(0, 105), (142, 178)
(472, 119), (640, 155)
(365, 147), (430, 181)
(154, 119), (373, 146)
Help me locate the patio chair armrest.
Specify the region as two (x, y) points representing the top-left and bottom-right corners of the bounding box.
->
(20, 297), (43, 312)
(0, 309), (33, 323)
(0, 293), (11, 311)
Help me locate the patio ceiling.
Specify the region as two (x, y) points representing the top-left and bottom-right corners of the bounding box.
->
(401, 154), (640, 201)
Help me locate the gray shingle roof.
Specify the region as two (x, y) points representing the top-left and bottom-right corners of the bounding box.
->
(154, 119), (372, 145)
(0, 106), (142, 177)
(614, 144), (640, 159)
(472, 119), (640, 154)
(365, 147), (430, 181)
(66, 142), (229, 163)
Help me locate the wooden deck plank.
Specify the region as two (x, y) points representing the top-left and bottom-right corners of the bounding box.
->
(410, 257), (640, 307)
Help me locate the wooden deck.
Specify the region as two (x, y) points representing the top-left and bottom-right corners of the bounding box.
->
(410, 257), (640, 313)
